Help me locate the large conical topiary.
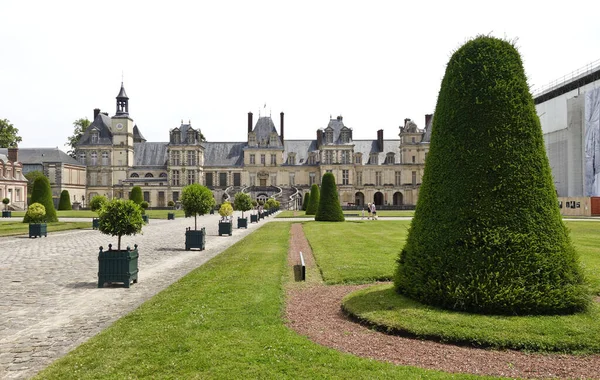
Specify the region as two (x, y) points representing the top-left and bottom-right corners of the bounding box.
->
(315, 173), (345, 222)
(58, 190), (71, 210)
(130, 186), (143, 205)
(24, 175), (57, 222)
(302, 192), (310, 211)
(305, 184), (320, 215)
(394, 36), (588, 315)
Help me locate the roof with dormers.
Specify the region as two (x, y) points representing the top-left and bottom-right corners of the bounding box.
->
(0, 148), (83, 166)
(78, 112), (113, 146)
(252, 117), (282, 147)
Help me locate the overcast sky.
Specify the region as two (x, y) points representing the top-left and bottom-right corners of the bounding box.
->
(1, 1), (599, 149)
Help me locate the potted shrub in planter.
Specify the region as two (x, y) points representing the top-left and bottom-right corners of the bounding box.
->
(2, 198), (10, 218)
(26, 202), (47, 238)
(181, 184), (215, 250)
(140, 201), (149, 224)
(234, 192), (252, 229)
(218, 201), (233, 236)
(167, 200), (175, 220)
(89, 195), (107, 230)
(97, 199), (144, 288)
(250, 200), (259, 223)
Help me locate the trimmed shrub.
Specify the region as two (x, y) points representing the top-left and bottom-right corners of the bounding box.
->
(233, 192), (252, 218)
(167, 200), (175, 208)
(302, 193), (310, 211)
(315, 173), (345, 222)
(140, 201), (149, 215)
(394, 36), (589, 315)
(219, 201), (233, 219)
(25, 203), (46, 223)
(2, 197), (9, 210)
(24, 176), (57, 222)
(181, 184), (215, 230)
(58, 190), (71, 210)
(89, 195), (108, 214)
(305, 184), (320, 215)
(98, 199), (143, 251)
(129, 186), (143, 205)
(265, 198), (277, 210)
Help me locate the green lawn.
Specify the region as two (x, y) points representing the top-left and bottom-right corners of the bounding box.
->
(0, 221), (91, 237)
(8, 209), (186, 219)
(35, 222), (481, 379)
(277, 210), (415, 218)
(303, 220), (410, 284)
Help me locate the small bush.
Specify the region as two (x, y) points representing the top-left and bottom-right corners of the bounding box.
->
(58, 190), (72, 210)
(167, 200), (175, 207)
(140, 201), (149, 214)
(98, 199), (143, 251)
(305, 184), (320, 215)
(219, 202), (233, 219)
(315, 173), (345, 222)
(129, 186), (143, 205)
(181, 184), (215, 230)
(2, 197), (9, 210)
(89, 195), (108, 214)
(233, 192), (252, 218)
(24, 176), (57, 223)
(25, 203), (46, 223)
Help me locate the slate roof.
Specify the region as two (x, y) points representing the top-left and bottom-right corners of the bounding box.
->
(322, 117), (352, 145)
(280, 139), (401, 166)
(133, 142), (168, 166)
(133, 125), (146, 143)
(203, 142), (245, 167)
(282, 140), (318, 165)
(0, 148), (83, 166)
(78, 113), (113, 145)
(253, 117), (282, 146)
(170, 123), (202, 144)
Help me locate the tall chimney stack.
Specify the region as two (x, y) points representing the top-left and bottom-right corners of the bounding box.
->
(425, 114), (433, 128)
(280, 112), (284, 144)
(377, 129), (384, 152)
(7, 144), (18, 163)
(248, 112), (253, 134)
(94, 108), (101, 119)
(317, 130), (323, 148)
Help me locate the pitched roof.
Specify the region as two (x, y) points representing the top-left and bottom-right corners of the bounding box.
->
(133, 125), (146, 143)
(322, 116), (352, 145)
(282, 140), (318, 165)
(0, 148), (83, 166)
(133, 142), (168, 166)
(78, 113), (113, 145)
(252, 117), (282, 146)
(203, 142), (245, 167)
(117, 83), (128, 99)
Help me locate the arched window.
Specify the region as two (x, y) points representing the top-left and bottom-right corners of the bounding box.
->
(78, 152), (86, 164)
(130, 173), (139, 178)
(145, 173), (154, 178)
(159, 172), (168, 178)
(102, 151), (109, 165)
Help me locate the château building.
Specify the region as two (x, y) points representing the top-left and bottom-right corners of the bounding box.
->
(0, 145), (27, 210)
(76, 83), (430, 209)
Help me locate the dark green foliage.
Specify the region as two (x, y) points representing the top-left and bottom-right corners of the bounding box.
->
(58, 190), (71, 210)
(24, 170), (45, 197)
(2, 197), (9, 210)
(233, 192), (253, 218)
(24, 176), (57, 223)
(302, 193), (310, 211)
(394, 36), (589, 315)
(167, 200), (175, 207)
(129, 186), (143, 205)
(89, 195), (108, 213)
(305, 184), (320, 215)
(315, 173), (345, 222)
(181, 184), (215, 230)
(98, 199), (143, 251)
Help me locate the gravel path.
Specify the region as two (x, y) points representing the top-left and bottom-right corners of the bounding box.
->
(284, 223), (600, 379)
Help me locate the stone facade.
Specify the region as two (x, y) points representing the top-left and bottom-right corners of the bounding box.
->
(76, 84), (430, 209)
(0, 146), (27, 210)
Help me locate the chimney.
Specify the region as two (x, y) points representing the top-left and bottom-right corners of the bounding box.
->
(317, 130), (323, 148)
(248, 112), (253, 133)
(377, 129), (384, 152)
(94, 108), (101, 119)
(425, 114), (433, 128)
(7, 144), (18, 162)
(280, 112), (284, 144)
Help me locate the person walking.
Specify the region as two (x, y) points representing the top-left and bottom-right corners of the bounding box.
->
(367, 203), (372, 220)
(371, 202), (377, 220)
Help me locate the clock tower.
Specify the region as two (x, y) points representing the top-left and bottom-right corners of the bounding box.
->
(111, 82), (135, 189)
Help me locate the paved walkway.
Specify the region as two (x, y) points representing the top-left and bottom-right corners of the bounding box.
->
(0, 212), (268, 380)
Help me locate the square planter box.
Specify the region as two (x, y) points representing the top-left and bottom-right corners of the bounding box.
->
(98, 244), (139, 288)
(237, 217), (248, 229)
(29, 223), (47, 238)
(2, 210), (11, 218)
(219, 221), (233, 236)
(92, 218), (99, 230)
(142, 215), (149, 224)
(168, 212), (175, 220)
(250, 214), (259, 223)
(185, 227), (205, 251)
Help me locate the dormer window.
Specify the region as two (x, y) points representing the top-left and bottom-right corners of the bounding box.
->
(355, 153), (362, 164)
(288, 153), (296, 165)
(308, 153), (316, 165)
(385, 153), (395, 164)
(370, 153), (378, 165)
(171, 130), (181, 144)
(340, 129), (350, 143)
(187, 131), (195, 143)
(91, 131), (99, 144)
(248, 133), (256, 146)
(325, 129), (334, 144)
(270, 134), (278, 146)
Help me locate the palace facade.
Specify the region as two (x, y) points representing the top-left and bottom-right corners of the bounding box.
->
(76, 84), (430, 209)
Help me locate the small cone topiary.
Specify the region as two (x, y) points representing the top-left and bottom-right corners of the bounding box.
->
(58, 190), (71, 210)
(315, 172), (345, 222)
(394, 36), (588, 315)
(130, 186), (143, 205)
(302, 193), (310, 211)
(305, 184), (320, 215)
(24, 176), (57, 223)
